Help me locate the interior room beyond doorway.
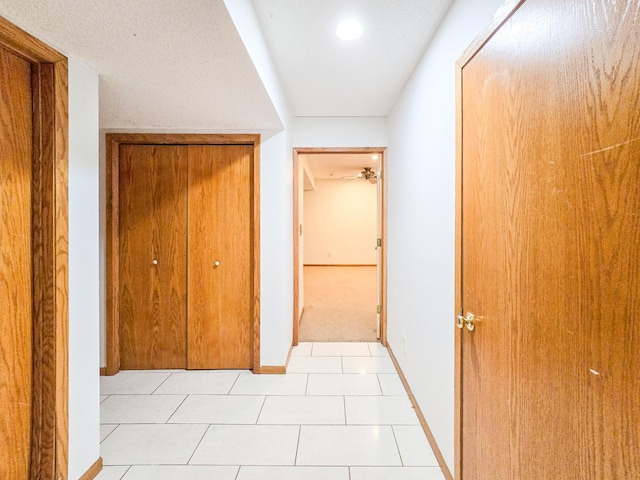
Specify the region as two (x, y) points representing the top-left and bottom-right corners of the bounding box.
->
(295, 151), (384, 343)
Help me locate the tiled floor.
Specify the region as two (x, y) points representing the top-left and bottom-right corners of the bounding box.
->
(97, 342), (445, 480)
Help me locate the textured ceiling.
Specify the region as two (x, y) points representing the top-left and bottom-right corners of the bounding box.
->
(1, 0), (453, 130)
(252, 0), (453, 116)
(0, 0), (282, 130)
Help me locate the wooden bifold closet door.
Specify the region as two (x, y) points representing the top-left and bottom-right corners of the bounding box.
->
(119, 145), (188, 369)
(118, 144), (253, 370)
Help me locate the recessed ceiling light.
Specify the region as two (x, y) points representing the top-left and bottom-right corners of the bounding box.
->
(372, 154), (380, 160)
(336, 19), (363, 41)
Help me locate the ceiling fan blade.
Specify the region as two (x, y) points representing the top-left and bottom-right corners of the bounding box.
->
(368, 177), (377, 184)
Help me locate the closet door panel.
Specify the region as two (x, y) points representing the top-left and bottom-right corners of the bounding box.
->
(119, 145), (188, 369)
(187, 145), (253, 369)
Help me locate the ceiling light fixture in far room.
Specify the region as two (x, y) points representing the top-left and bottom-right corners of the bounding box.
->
(336, 19), (363, 41)
(372, 154), (380, 160)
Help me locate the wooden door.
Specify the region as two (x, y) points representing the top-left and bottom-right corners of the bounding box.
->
(0, 45), (33, 478)
(458, 1), (640, 478)
(119, 145), (188, 369)
(187, 145), (253, 369)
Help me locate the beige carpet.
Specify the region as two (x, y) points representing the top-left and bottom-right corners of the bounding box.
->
(299, 266), (378, 342)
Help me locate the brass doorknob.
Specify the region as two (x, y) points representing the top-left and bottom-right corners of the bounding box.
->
(456, 311), (475, 332)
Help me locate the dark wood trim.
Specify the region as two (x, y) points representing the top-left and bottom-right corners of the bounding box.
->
(379, 150), (388, 346)
(454, 3), (525, 477)
(0, 15), (65, 63)
(294, 147), (385, 155)
(388, 346), (453, 480)
(99, 368), (107, 376)
(303, 264), (377, 267)
(254, 365), (286, 374)
(105, 133), (261, 375)
(292, 147), (388, 347)
(78, 457), (103, 480)
(0, 15), (69, 479)
(292, 150), (300, 346)
(252, 137), (261, 372)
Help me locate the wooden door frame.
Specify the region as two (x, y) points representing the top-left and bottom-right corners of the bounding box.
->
(105, 134), (261, 375)
(454, 1), (528, 478)
(292, 147), (388, 346)
(0, 15), (69, 478)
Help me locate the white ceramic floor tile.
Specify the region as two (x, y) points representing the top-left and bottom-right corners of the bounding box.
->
(230, 373), (307, 395)
(190, 425), (299, 466)
(95, 466), (130, 480)
(345, 396), (419, 425)
(351, 467), (445, 480)
(101, 395), (186, 424)
(342, 356), (397, 374)
(306, 374), (381, 395)
(169, 395), (264, 424)
(153, 371), (241, 395)
(377, 374), (407, 395)
(291, 343), (313, 356)
(368, 343), (390, 357)
(297, 426), (401, 466)
(312, 342), (371, 357)
(258, 396), (344, 425)
(122, 466), (239, 480)
(393, 426), (439, 466)
(237, 466), (349, 480)
(101, 424), (118, 442)
(101, 424), (208, 465)
(100, 395), (110, 403)
(100, 372), (172, 395)
(287, 356), (342, 373)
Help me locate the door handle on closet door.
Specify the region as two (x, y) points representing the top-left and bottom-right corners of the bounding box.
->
(214, 260), (220, 268)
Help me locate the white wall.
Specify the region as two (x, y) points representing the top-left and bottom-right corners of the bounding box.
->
(386, 0), (504, 471)
(223, 0), (294, 367)
(304, 179), (377, 265)
(68, 57), (101, 479)
(292, 117), (388, 148)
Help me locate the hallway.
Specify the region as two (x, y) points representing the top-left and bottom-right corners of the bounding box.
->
(97, 342), (444, 480)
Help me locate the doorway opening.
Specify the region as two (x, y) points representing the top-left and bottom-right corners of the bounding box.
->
(293, 148), (387, 345)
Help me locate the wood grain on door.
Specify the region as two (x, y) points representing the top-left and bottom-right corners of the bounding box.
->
(187, 145), (253, 369)
(458, 1), (640, 478)
(119, 145), (188, 369)
(0, 45), (33, 479)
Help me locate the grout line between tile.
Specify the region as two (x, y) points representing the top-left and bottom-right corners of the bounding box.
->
(165, 394), (190, 423)
(150, 373), (174, 394)
(186, 424), (212, 465)
(233, 465), (241, 480)
(376, 373), (384, 396)
(117, 465), (131, 480)
(227, 372), (242, 394)
(293, 425), (302, 466)
(100, 424), (120, 444)
(343, 396), (347, 425)
(255, 395), (268, 424)
(391, 425), (405, 466)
